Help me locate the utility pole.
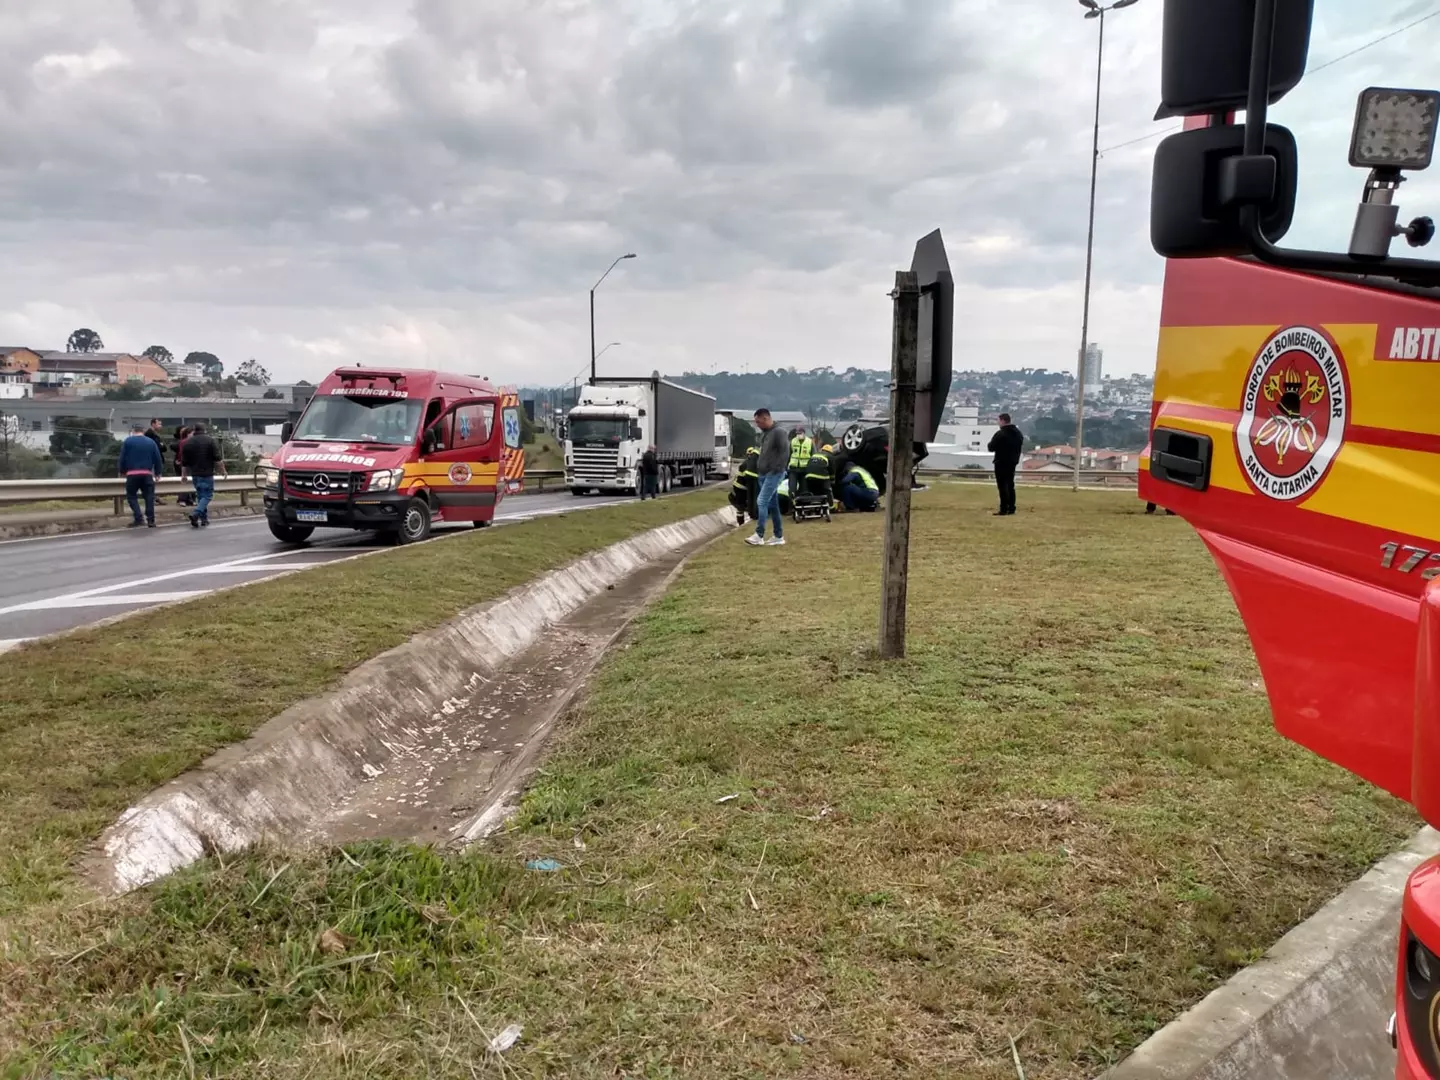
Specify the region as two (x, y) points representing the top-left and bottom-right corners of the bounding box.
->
(590, 253), (636, 384)
(1074, 0), (1138, 490)
(879, 270), (920, 660)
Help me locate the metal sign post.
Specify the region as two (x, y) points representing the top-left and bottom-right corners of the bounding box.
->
(879, 270), (920, 659)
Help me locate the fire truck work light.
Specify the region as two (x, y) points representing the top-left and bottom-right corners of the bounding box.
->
(1350, 87), (1440, 172)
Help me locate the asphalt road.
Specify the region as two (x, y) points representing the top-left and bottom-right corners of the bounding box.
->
(0, 491), (641, 650)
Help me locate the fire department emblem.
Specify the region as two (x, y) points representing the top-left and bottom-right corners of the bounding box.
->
(448, 463), (473, 485)
(1235, 325), (1349, 502)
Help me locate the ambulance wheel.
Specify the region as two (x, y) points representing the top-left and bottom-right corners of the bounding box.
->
(394, 498), (432, 545)
(472, 519), (492, 528)
(268, 522), (313, 545)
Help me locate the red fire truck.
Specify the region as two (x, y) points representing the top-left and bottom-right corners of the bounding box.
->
(260, 367), (526, 545)
(1144, 2), (1440, 1074)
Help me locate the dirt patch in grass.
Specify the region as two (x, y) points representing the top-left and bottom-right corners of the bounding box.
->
(0, 485), (1415, 1078)
(0, 490), (721, 918)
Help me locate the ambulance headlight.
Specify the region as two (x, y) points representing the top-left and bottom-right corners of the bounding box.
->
(258, 466), (279, 486)
(1350, 87), (1440, 171)
(368, 468), (402, 492)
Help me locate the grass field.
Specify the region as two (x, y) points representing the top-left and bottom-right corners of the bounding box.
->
(0, 485), (1416, 1078)
(0, 490), (721, 920)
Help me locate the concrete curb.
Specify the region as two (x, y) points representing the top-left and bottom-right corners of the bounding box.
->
(90, 506), (734, 894)
(0, 501), (259, 540)
(1100, 825), (1440, 1079)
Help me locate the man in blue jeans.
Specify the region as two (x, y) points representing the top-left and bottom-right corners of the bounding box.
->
(117, 422), (163, 528)
(179, 423), (226, 528)
(744, 407), (788, 547)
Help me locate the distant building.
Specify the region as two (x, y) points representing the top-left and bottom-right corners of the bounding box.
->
(1083, 344), (1104, 395)
(932, 405), (999, 454)
(31, 351), (171, 390)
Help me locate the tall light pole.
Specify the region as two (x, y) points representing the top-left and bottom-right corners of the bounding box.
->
(591, 253), (636, 385)
(1073, 0), (1138, 492)
(595, 341), (621, 365)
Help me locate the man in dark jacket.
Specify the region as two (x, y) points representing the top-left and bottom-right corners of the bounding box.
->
(746, 408), (789, 546)
(118, 422), (163, 528)
(639, 445), (660, 500)
(987, 413), (1024, 516)
(144, 419), (169, 505)
(179, 423), (226, 528)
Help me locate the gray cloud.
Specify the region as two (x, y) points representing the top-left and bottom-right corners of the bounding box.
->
(0, 0), (1433, 382)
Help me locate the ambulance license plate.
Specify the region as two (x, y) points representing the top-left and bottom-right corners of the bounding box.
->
(295, 510), (327, 523)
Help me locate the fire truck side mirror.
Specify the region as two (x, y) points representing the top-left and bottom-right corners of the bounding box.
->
(1151, 122), (1298, 259)
(1155, 0), (1314, 121)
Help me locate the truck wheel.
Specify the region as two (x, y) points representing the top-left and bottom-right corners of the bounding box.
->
(570, 487), (587, 496)
(395, 498), (432, 545)
(268, 522), (313, 545)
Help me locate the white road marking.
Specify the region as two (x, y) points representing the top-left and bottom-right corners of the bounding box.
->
(4, 592), (209, 612)
(189, 563), (326, 573)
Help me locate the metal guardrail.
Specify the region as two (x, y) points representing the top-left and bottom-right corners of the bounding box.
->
(916, 467), (1139, 488)
(0, 469), (571, 514)
(0, 466), (1134, 515)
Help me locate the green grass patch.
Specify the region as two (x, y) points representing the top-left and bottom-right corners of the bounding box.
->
(0, 490), (720, 919)
(0, 485), (1416, 1078)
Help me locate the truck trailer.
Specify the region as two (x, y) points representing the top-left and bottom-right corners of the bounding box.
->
(564, 374), (717, 496)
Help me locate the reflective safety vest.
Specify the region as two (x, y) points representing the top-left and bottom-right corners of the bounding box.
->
(789, 435), (813, 468)
(803, 451), (831, 479)
(848, 465), (878, 491)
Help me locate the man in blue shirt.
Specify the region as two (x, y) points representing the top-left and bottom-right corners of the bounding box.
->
(117, 422), (163, 528)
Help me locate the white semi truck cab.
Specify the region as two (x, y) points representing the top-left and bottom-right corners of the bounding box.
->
(563, 375), (716, 496)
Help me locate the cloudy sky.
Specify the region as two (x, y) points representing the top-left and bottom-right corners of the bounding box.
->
(0, 0), (1435, 385)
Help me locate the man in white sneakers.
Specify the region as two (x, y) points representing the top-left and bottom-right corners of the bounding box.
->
(745, 407), (788, 547)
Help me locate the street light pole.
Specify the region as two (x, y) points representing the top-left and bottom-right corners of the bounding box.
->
(590, 253), (637, 384)
(1073, 0), (1137, 492)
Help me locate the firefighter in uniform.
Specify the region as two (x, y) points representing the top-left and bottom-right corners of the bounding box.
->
(839, 462), (880, 512)
(788, 425), (814, 497)
(802, 444), (833, 498)
(729, 446), (760, 526)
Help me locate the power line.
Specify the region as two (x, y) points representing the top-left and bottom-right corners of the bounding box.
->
(1097, 7), (1440, 156)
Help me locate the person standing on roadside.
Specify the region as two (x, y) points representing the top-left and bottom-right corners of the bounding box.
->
(746, 408), (788, 547)
(639, 444), (660, 500)
(118, 422), (163, 528)
(987, 412), (1024, 517)
(179, 422), (226, 528)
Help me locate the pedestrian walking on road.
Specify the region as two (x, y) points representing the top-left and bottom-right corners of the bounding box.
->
(172, 426), (194, 506)
(179, 423), (226, 528)
(118, 422), (163, 528)
(144, 418), (169, 505)
(639, 445), (660, 500)
(987, 413), (1024, 517)
(745, 408), (788, 547)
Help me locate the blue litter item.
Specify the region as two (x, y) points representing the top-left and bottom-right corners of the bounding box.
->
(525, 858), (563, 872)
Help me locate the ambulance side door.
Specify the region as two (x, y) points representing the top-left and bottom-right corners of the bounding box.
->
(421, 398), (498, 520)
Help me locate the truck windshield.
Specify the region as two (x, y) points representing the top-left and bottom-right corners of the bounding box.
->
(293, 395), (424, 446)
(569, 418), (629, 443)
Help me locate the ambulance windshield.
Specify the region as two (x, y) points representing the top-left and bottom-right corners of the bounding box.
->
(293, 395), (424, 446)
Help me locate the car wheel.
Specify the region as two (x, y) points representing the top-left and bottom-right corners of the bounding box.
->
(841, 424), (865, 452)
(268, 522), (313, 545)
(395, 497), (432, 545)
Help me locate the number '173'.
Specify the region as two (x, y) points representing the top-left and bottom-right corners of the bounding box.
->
(1379, 542), (1440, 579)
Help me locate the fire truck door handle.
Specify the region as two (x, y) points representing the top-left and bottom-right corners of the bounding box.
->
(1149, 427), (1212, 492)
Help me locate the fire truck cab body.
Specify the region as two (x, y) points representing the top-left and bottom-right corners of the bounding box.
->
(1147, 1), (1440, 1073)
(261, 367), (525, 546)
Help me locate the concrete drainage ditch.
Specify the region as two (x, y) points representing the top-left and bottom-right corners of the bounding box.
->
(89, 507), (734, 895)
